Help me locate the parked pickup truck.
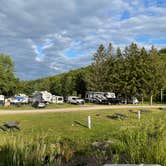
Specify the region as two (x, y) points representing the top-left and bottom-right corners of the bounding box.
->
(67, 96), (85, 104)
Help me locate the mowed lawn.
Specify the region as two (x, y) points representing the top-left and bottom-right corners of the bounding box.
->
(0, 108), (165, 142)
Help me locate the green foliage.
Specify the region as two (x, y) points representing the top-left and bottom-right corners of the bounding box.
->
(159, 48), (166, 88)
(0, 53), (19, 96)
(86, 44), (108, 91)
(116, 117), (166, 164)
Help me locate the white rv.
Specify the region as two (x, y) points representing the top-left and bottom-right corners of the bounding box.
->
(29, 91), (53, 108)
(51, 95), (64, 104)
(10, 94), (29, 105)
(0, 95), (5, 106)
(85, 91), (120, 104)
(40, 91), (53, 103)
(31, 91), (53, 103)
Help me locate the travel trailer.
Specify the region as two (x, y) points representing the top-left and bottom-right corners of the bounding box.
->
(30, 91), (53, 108)
(51, 95), (64, 104)
(0, 95), (5, 106)
(31, 91), (53, 103)
(10, 94), (29, 106)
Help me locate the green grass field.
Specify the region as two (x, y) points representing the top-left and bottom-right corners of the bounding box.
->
(0, 108), (165, 165)
(0, 109), (121, 140)
(0, 108), (165, 140)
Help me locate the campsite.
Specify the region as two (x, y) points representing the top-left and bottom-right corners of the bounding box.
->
(0, 42), (166, 166)
(0, 0), (166, 165)
(0, 44), (166, 165)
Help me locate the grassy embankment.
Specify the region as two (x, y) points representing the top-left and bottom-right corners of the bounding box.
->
(0, 108), (165, 165)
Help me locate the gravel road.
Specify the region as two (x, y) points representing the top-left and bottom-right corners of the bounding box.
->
(0, 105), (165, 115)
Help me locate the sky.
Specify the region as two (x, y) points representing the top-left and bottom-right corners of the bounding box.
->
(0, 0), (166, 80)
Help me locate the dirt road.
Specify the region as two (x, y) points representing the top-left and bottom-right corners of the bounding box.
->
(0, 105), (165, 115)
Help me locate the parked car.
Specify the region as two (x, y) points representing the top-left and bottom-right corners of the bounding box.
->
(121, 97), (139, 104)
(32, 101), (46, 108)
(67, 96), (85, 104)
(131, 97), (139, 104)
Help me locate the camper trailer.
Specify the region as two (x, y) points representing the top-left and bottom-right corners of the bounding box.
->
(85, 91), (120, 104)
(30, 91), (53, 108)
(51, 95), (64, 104)
(10, 94), (29, 106)
(0, 95), (5, 106)
(31, 91), (52, 103)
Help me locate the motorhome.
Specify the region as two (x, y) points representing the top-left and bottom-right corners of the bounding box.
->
(85, 91), (120, 104)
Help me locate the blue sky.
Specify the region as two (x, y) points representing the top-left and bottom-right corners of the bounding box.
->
(0, 0), (165, 80)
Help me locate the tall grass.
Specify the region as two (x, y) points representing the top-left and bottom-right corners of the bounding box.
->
(0, 115), (165, 166)
(115, 118), (166, 165)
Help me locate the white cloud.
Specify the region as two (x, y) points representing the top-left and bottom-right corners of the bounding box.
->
(0, 0), (165, 80)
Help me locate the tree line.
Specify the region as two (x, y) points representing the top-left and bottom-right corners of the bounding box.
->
(0, 43), (166, 104)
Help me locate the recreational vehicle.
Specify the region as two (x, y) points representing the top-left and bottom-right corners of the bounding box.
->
(30, 91), (53, 108)
(0, 95), (5, 106)
(10, 94), (29, 106)
(85, 91), (120, 104)
(51, 95), (64, 104)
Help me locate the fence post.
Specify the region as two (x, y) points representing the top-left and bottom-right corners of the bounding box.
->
(138, 110), (141, 120)
(88, 116), (91, 129)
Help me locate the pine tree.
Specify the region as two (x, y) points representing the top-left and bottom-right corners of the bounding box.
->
(104, 43), (116, 92)
(87, 44), (107, 91)
(113, 47), (124, 96)
(137, 47), (148, 104)
(144, 46), (165, 105)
